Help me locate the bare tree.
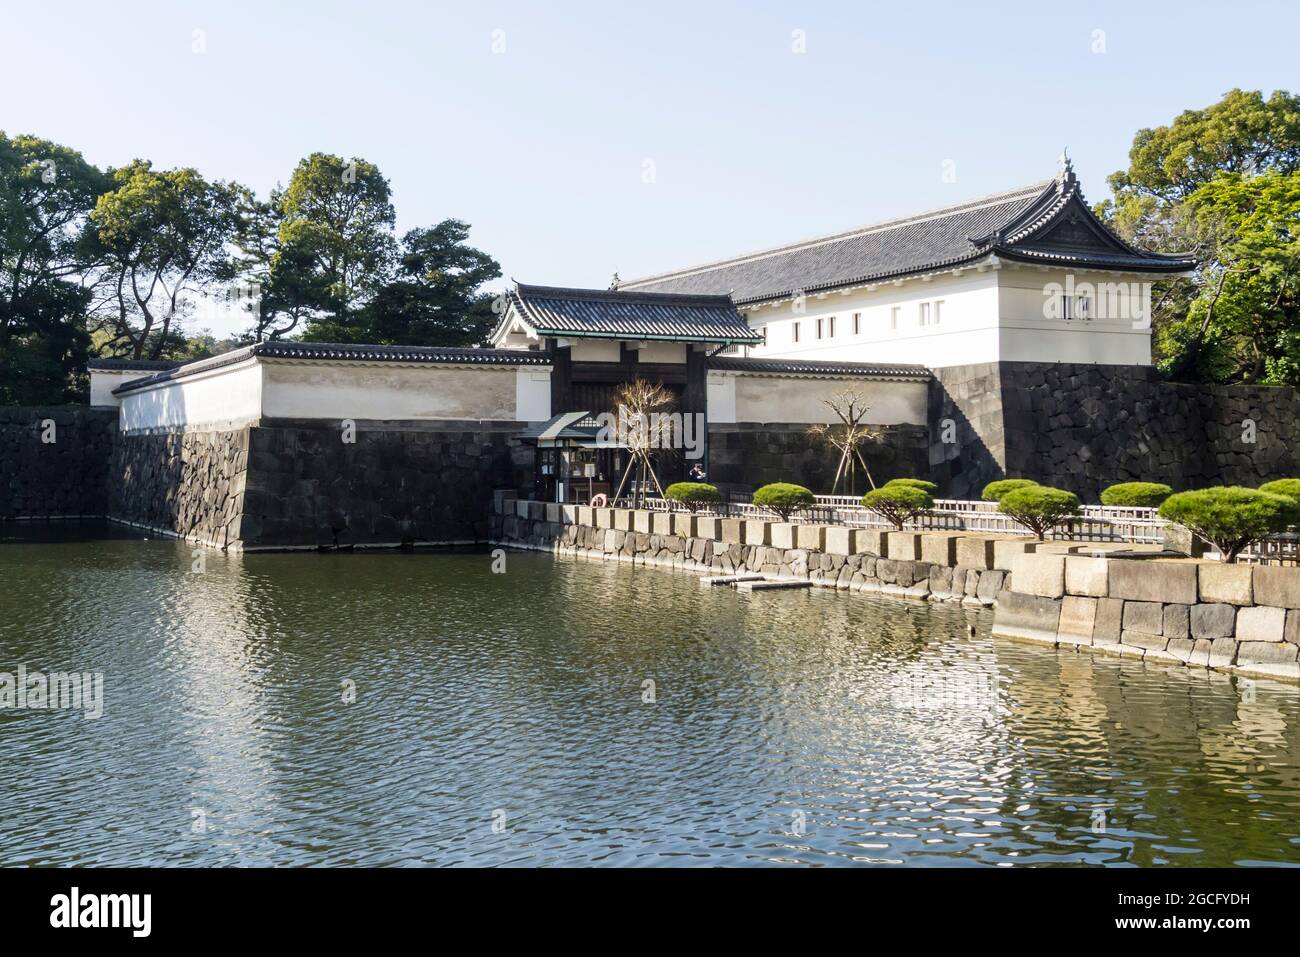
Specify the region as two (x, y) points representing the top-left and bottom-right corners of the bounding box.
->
(808, 388), (882, 495)
(609, 379), (677, 508)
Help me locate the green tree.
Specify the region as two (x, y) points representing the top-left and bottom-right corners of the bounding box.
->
(87, 160), (244, 359)
(0, 131), (108, 403)
(318, 220), (502, 346)
(1100, 89), (1300, 381)
(274, 153), (396, 333)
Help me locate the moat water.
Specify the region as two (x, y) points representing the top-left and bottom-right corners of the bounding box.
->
(1, 521), (1298, 867)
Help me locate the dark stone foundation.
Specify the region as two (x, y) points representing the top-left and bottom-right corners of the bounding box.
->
(0, 407), (117, 518)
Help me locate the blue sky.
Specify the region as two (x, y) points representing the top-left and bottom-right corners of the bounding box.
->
(2, 0), (1297, 335)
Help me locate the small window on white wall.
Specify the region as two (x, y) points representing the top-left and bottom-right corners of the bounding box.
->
(919, 302), (931, 326)
(815, 317), (824, 339)
(852, 312), (861, 335)
(933, 300), (943, 325)
(793, 321), (801, 343)
(890, 307), (900, 330)
(828, 315), (836, 337)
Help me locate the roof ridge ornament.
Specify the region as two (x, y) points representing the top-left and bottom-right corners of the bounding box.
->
(1056, 148), (1077, 194)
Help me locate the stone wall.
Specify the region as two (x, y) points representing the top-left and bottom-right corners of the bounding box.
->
(0, 407), (117, 519)
(993, 552), (1300, 682)
(707, 422), (929, 494)
(999, 362), (1300, 498)
(930, 361), (1300, 500)
(491, 497), (1012, 606)
(241, 420), (530, 548)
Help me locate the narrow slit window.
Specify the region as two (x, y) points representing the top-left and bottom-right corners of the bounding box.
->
(919, 302), (931, 326)
(852, 312), (861, 335)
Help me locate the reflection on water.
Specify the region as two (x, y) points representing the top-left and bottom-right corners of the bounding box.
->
(1, 521), (1298, 867)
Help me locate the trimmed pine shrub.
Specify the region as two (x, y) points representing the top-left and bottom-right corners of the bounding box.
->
(883, 478), (939, 495)
(664, 482), (720, 512)
(1099, 482), (1173, 508)
(1158, 487), (1300, 563)
(1259, 479), (1300, 502)
(752, 482), (815, 521)
(861, 484), (933, 531)
(997, 485), (1080, 540)
(981, 478), (1039, 502)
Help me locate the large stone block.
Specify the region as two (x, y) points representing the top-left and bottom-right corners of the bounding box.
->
(1121, 630), (1169, 653)
(1064, 556), (1109, 597)
(526, 501), (546, 522)
(1198, 563), (1253, 605)
(823, 525), (853, 555)
(594, 507), (614, 529)
(1162, 603), (1190, 641)
(695, 517), (720, 540)
(544, 503), (562, 524)
(887, 532), (922, 560)
(1108, 560), (1197, 605)
(1287, 610), (1300, 647)
(652, 511), (673, 535)
(920, 533), (958, 567)
(744, 520), (771, 546)
(672, 513), (696, 538)
(797, 524), (826, 551)
(577, 505), (594, 526)
(1207, 636), (1238, 668)
(1092, 597), (1124, 645)
(1252, 566), (1300, 609)
(613, 509), (633, 531)
(1057, 595), (1097, 646)
(1190, 603), (1236, 640)
(719, 518), (745, 544)
(770, 522), (797, 549)
(851, 529), (888, 556)
(992, 538), (1037, 570)
(992, 590), (1061, 645)
(1122, 601), (1163, 635)
(1235, 605), (1287, 642)
(1234, 641), (1300, 679)
(1008, 553), (1065, 599)
(515, 499), (531, 519)
(956, 537), (996, 570)
(632, 510), (653, 534)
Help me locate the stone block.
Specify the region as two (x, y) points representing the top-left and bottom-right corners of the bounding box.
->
(1287, 610), (1300, 646)
(1162, 603), (1190, 641)
(1123, 601), (1163, 635)
(928, 565), (956, 600)
(1190, 603), (1236, 640)
(526, 501), (546, 522)
(613, 509), (633, 531)
(770, 523), (797, 549)
(695, 517), (720, 540)
(1121, 630), (1168, 653)
(577, 506), (594, 526)
(1166, 638), (1197, 663)
(1207, 636), (1238, 668)
(633, 510), (653, 534)
(1235, 641), (1300, 679)
(544, 503), (562, 524)
(887, 532), (922, 560)
(920, 533), (957, 566)
(672, 513), (696, 537)
(652, 512), (673, 535)
(1198, 563), (1252, 605)
(851, 529), (888, 556)
(991, 590), (1061, 645)
(515, 499), (531, 519)
(823, 525), (854, 555)
(1252, 566), (1300, 608)
(720, 518), (744, 544)
(1008, 553), (1065, 599)
(744, 520), (771, 546)
(1235, 605), (1287, 642)
(992, 538), (1037, 570)
(956, 537), (996, 570)
(1057, 595), (1097, 646)
(1108, 560), (1198, 605)
(594, 508), (614, 529)
(1092, 597), (1124, 645)
(975, 569), (1005, 604)
(1064, 556), (1109, 597)
(797, 525), (826, 551)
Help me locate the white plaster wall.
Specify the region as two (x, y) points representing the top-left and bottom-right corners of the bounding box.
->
(261, 362), (524, 421)
(729, 375), (927, 425)
(706, 373), (737, 423)
(120, 361), (264, 432)
(638, 341), (687, 363)
(742, 269), (1003, 368)
(515, 368), (552, 422)
(997, 265), (1154, 365)
(89, 370), (144, 407)
(568, 339), (621, 362)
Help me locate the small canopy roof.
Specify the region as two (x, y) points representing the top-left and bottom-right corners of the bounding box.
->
(518, 411), (623, 448)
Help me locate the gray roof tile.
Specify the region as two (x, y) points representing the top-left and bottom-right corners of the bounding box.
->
(507, 283), (761, 343)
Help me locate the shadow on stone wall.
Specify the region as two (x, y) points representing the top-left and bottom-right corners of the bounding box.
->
(707, 422), (928, 495)
(0, 407), (117, 518)
(927, 366), (1006, 499)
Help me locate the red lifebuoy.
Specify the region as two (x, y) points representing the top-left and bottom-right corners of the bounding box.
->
(590, 493), (608, 507)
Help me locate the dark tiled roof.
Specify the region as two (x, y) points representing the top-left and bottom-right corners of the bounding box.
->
(113, 342), (550, 396)
(504, 283), (762, 343)
(620, 173), (1195, 305)
(707, 356), (930, 381)
(87, 358), (182, 372)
